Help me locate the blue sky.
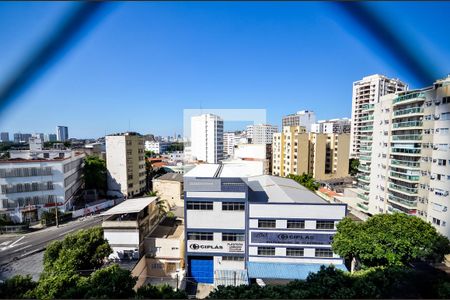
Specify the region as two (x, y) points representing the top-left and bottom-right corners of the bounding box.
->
(0, 2), (449, 138)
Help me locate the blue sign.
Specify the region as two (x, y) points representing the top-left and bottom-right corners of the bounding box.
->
(251, 231), (334, 245)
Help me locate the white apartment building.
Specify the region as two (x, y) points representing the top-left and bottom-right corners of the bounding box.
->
(311, 118), (351, 134)
(106, 132), (146, 198)
(356, 76), (450, 237)
(282, 110), (316, 132)
(184, 163), (347, 285)
(350, 74), (407, 159)
(223, 132), (237, 157)
(190, 114), (224, 164)
(0, 152), (85, 223)
(246, 124), (278, 144)
(145, 141), (170, 154)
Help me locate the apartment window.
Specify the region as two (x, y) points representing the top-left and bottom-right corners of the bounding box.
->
(128, 183), (133, 188)
(438, 159), (447, 166)
(222, 256), (244, 261)
(443, 97), (450, 104)
(287, 220), (305, 229)
(286, 248), (304, 257)
(222, 202), (245, 211)
(433, 218), (441, 226)
(257, 247), (275, 256)
(315, 248), (333, 258)
(258, 220), (276, 228)
(187, 232), (213, 241)
(442, 112), (450, 121)
(316, 221), (335, 230)
(126, 140), (132, 145)
(222, 233), (245, 241)
(187, 201), (213, 210)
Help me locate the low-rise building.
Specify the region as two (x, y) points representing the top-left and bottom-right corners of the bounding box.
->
(145, 141), (170, 154)
(152, 173), (184, 208)
(183, 163), (347, 286)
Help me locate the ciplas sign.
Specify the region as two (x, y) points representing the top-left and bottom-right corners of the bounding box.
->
(187, 241), (244, 253)
(251, 231), (334, 245)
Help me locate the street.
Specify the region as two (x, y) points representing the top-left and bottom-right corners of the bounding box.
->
(0, 215), (104, 266)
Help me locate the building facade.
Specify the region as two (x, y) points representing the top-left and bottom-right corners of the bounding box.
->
(1, 132), (9, 142)
(44, 133), (57, 142)
(145, 141), (170, 154)
(56, 126), (69, 142)
(223, 132), (237, 157)
(0, 153), (85, 222)
(184, 164), (347, 285)
(272, 126), (350, 180)
(356, 76), (450, 237)
(282, 110), (316, 132)
(246, 124), (278, 145)
(311, 118), (351, 134)
(190, 114), (224, 164)
(106, 132), (146, 197)
(350, 74), (407, 159)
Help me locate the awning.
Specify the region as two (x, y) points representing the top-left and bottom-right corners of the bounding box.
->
(101, 197), (157, 216)
(247, 262), (347, 280)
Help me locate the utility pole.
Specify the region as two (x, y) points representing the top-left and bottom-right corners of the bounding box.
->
(55, 199), (59, 228)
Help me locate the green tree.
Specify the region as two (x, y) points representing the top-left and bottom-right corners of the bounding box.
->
(332, 214), (450, 268)
(0, 275), (37, 299)
(136, 283), (187, 299)
(349, 158), (359, 176)
(145, 150), (155, 158)
(287, 173), (320, 191)
(83, 156), (107, 192)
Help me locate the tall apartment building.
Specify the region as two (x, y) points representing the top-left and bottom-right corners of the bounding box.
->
(190, 114), (224, 164)
(356, 76), (450, 237)
(223, 132), (237, 157)
(13, 133), (32, 143)
(311, 118), (351, 134)
(44, 133), (57, 142)
(282, 110), (316, 132)
(1, 132), (9, 142)
(106, 132), (146, 198)
(246, 124), (278, 144)
(350, 74), (407, 159)
(56, 126), (69, 142)
(144, 141), (170, 154)
(0, 152), (85, 223)
(272, 126), (350, 180)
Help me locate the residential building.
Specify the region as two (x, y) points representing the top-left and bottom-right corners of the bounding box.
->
(282, 110), (316, 132)
(13, 133), (32, 143)
(9, 138), (72, 160)
(145, 141), (170, 154)
(311, 118), (351, 134)
(246, 124), (278, 144)
(184, 163), (347, 285)
(190, 114), (224, 163)
(272, 126), (350, 180)
(101, 197), (159, 260)
(106, 132), (146, 197)
(223, 132), (237, 157)
(355, 75), (450, 237)
(0, 152), (85, 222)
(44, 133), (57, 142)
(56, 126), (69, 142)
(1, 132), (9, 142)
(152, 173), (184, 208)
(233, 143), (271, 175)
(350, 74), (407, 159)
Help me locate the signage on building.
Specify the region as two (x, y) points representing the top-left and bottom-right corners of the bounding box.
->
(251, 231), (334, 245)
(187, 241), (245, 253)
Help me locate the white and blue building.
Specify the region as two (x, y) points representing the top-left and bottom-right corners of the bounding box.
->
(184, 163), (347, 286)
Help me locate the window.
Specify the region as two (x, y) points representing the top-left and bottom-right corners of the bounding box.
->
(222, 202), (245, 211)
(315, 248), (333, 257)
(257, 247), (275, 256)
(187, 201), (213, 210)
(316, 221), (335, 230)
(442, 112), (450, 121)
(222, 233), (244, 241)
(438, 159), (447, 166)
(258, 220), (276, 228)
(286, 248), (304, 257)
(187, 232), (213, 241)
(433, 218), (441, 226)
(222, 256), (244, 261)
(287, 220), (305, 229)
(443, 96), (450, 104)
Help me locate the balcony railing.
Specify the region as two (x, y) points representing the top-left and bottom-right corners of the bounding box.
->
(388, 194), (417, 208)
(360, 136), (373, 141)
(358, 193), (369, 201)
(357, 175), (370, 182)
(391, 135), (422, 141)
(389, 171), (420, 182)
(393, 107), (423, 117)
(392, 121), (423, 129)
(391, 148), (421, 155)
(360, 156), (372, 161)
(388, 183), (418, 195)
(390, 159), (420, 168)
(357, 203), (369, 211)
(393, 92), (426, 104)
(358, 184), (370, 191)
(362, 104), (375, 111)
(361, 126), (373, 131)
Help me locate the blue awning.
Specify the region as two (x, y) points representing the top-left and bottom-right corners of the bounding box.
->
(247, 262), (348, 280)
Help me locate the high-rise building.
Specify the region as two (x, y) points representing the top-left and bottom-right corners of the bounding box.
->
(13, 133), (32, 143)
(355, 75), (450, 237)
(56, 126), (69, 142)
(223, 132), (237, 157)
(106, 132), (146, 198)
(311, 118), (351, 134)
(190, 114), (223, 164)
(272, 126), (350, 180)
(44, 133), (57, 142)
(0, 132), (9, 142)
(282, 110), (316, 132)
(246, 124), (278, 144)
(350, 74), (407, 159)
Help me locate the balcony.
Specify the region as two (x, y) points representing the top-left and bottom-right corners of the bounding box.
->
(362, 104), (375, 111)
(360, 115), (374, 122)
(360, 146), (372, 151)
(389, 171), (420, 182)
(360, 155), (372, 161)
(392, 121), (423, 129)
(388, 194), (417, 208)
(390, 159), (420, 169)
(358, 193), (369, 201)
(392, 107), (423, 118)
(393, 92), (426, 105)
(357, 203), (369, 211)
(391, 148), (421, 155)
(360, 136), (373, 141)
(357, 184), (370, 191)
(358, 165), (371, 172)
(388, 183), (418, 196)
(361, 126), (373, 132)
(391, 135), (422, 142)
(357, 175), (370, 183)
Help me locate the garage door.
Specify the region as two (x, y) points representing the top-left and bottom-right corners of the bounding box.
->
(190, 257), (214, 284)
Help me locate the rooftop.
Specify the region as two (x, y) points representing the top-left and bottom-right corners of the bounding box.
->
(101, 197), (157, 216)
(154, 173), (183, 182)
(148, 217), (184, 239)
(184, 160), (263, 178)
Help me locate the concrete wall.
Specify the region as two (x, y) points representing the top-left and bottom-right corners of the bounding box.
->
(153, 180), (183, 208)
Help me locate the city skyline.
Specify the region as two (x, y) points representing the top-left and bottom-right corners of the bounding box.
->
(0, 2), (449, 138)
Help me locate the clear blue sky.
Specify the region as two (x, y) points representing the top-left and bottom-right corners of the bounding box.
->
(0, 2), (449, 138)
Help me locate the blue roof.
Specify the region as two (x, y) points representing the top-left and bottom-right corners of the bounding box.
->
(247, 262), (347, 280)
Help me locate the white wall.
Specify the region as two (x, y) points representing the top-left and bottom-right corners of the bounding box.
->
(249, 203), (346, 220)
(186, 202), (245, 229)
